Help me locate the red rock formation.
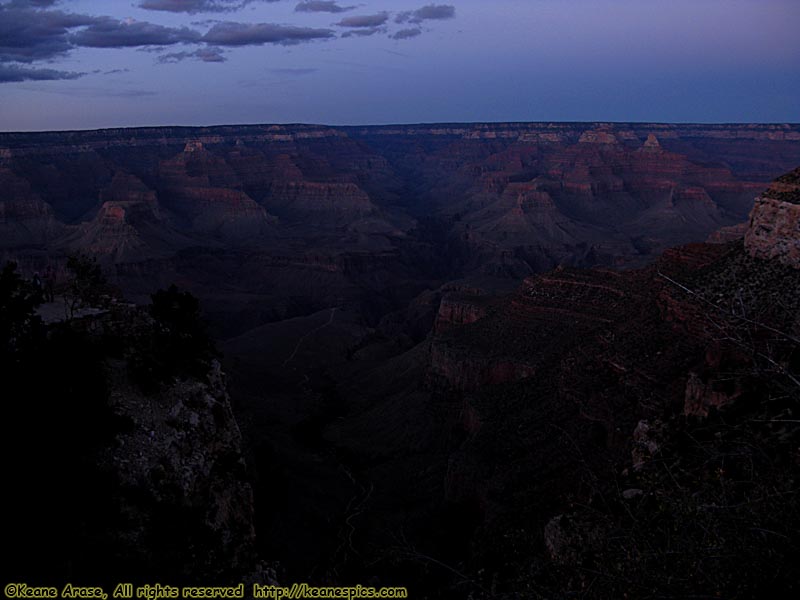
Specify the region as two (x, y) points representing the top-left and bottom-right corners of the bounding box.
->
(707, 221), (748, 243)
(265, 181), (377, 223)
(0, 122), (797, 272)
(744, 167), (800, 268)
(429, 267), (638, 390)
(578, 127), (622, 145)
(431, 125), (769, 272)
(641, 133), (663, 152)
(59, 172), (193, 263)
(158, 142), (274, 238)
(434, 292), (489, 333)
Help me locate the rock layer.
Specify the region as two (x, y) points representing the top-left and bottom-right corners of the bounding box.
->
(745, 167), (800, 268)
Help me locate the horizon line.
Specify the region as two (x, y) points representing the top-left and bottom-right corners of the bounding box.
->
(2, 119), (799, 136)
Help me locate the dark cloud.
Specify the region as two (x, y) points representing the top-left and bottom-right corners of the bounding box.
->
(4, 0), (63, 7)
(0, 6), (98, 62)
(70, 17), (200, 48)
(0, 4), (202, 64)
(336, 12), (389, 28)
(0, 0), (350, 84)
(157, 46), (226, 62)
(391, 27), (421, 40)
(138, 0), (277, 14)
(192, 46), (226, 61)
(203, 21), (334, 45)
(0, 2), (336, 73)
(0, 63), (82, 82)
(341, 26), (386, 38)
(396, 4), (455, 24)
(295, 1), (352, 13)
(190, 19), (222, 27)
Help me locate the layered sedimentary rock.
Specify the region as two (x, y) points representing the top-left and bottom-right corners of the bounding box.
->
(429, 266), (643, 390)
(0, 122), (797, 348)
(0, 122), (797, 271)
(265, 181), (379, 226)
(395, 127), (770, 273)
(158, 141), (274, 239)
(434, 292), (490, 333)
(0, 167), (63, 247)
(61, 172), (193, 262)
(707, 221), (749, 243)
(744, 167), (800, 268)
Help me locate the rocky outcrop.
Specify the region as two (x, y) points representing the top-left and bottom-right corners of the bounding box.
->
(707, 221), (748, 243)
(744, 167), (800, 268)
(100, 358), (256, 580)
(641, 133), (663, 152)
(3, 296), (260, 584)
(434, 292), (489, 333)
(578, 127), (621, 145)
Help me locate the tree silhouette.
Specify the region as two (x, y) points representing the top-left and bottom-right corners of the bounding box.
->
(64, 253), (109, 317)
(130, 284), (217, 391)
(0, 261), (44, 363)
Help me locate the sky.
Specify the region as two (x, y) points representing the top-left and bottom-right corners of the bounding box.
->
(0, 0), (798, 131)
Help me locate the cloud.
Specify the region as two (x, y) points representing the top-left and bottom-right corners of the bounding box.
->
(295, 1), (352, 13)
(157, 46), (226, 62)
(336, 12), (389, 28)
(104, 89), (158, 97)
(15, 83), (158, 97)
(138, 0), (277, 13)
(270, 67), (317, 75)
(203, 21), (334, 45)
(391, 27), (421, 40)
(70, 17), (201, 47)
(0, 4), (201, 64)
(0, 0), (358, 84)
(4, 0), (63, 7)
(0, 6), (98, 62)
(341, 26), (386, 38)
(0, 1), (337, 76)
(396, 4), (455, 25)
(0, 63), (82, 82)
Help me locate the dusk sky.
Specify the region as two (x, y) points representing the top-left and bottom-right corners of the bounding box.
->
(0, 0), (798, 131)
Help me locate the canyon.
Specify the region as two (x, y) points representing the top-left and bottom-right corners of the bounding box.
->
(2, 122), (800, 598)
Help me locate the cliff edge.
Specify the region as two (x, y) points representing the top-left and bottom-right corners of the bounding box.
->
(745, 166), (800, 268)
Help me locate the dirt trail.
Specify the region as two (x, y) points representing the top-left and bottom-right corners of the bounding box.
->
(282, 307), (340, 368)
